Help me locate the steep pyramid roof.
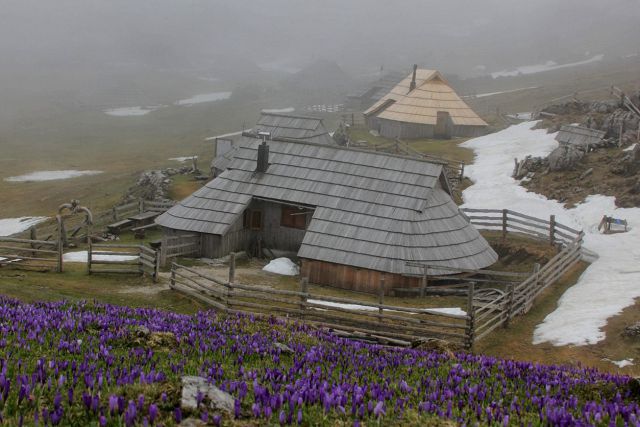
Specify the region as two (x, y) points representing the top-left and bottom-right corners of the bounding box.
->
(364, 69), (487, 127)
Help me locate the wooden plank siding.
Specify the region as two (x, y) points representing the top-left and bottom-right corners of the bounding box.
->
(301, 259), (419, 295)
(200, 200), (310, 259)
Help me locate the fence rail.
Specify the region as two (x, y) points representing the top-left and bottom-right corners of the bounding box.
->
(461, 208), (582, 245)
(0, 237), (62, 272)
(160, 233), (201, 267)
(88, 243), (159, 282)
(170, 260), (472, 348)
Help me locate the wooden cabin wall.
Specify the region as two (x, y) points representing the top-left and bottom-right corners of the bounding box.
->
(199, 200), (308, 258)
(300, 259), (420, 295)
(370, 117), (486, 140)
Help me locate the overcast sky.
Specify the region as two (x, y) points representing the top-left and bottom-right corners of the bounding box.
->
(1, 0), (638, 74)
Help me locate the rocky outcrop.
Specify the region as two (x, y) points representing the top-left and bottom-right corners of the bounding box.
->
(548, 144), (586, 171)
(121, 165), (197, 204)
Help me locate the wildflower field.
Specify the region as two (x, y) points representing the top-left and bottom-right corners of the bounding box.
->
(0, 295), (638, 426)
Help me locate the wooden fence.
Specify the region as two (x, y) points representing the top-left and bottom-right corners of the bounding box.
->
(170, 260), (473, 348)
(0, 236), (62, 272)
(88, 243), (160, 282)
(160, 233), (201, 267)
(10, 199), (175, 242)
(461, 208), (582, 245)
(409, 208), (585, 345)
(472, 232), (584, 342)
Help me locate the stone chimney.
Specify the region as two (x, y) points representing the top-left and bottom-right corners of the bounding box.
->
(409, 64), (417, 92)
(256, 134), (270, 173)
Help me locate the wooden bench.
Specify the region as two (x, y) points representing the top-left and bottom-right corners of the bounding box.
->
(107, 219), (133, 235)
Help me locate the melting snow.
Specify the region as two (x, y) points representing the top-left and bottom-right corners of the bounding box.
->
(169, 156), (198, 162)
(491, 54), (604, 78)
(262, 107), (295, 114)
(175, 92), (232, 106)
(104, 106), (161, 116)
(262, 258), (300, 276)
(63, 251), (138, 263)
(5, 170), (103, 182)
(0, 217), (47, 237)
(306, 300), (466, 316)
(465, 87), (539, 98)
(462, 121), (640, 346)
(205, 129), (250, 141)
(624, 144), (637, 152)
(604, 358), (634, 368)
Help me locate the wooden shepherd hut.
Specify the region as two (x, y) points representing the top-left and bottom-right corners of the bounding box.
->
(157, 135), (497, 294)
(364, 65), (488, 139)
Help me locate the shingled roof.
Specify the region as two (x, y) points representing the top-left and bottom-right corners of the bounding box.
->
(556, 125), (605, 148)
(252, 112), (334, 145)
(157, 139), (497, 276)
(364, 69), (487, 127)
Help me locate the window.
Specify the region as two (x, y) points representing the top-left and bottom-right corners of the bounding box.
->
(281, 205), (307, 229)
(243, 210), (263, 230)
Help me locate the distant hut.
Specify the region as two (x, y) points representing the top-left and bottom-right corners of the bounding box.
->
(158, 136), (497, 294)
(364, 65), (488, 139)
(555, 125), (605, 150)
(346, 71), (405, 111)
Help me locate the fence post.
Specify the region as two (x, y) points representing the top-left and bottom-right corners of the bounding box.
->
(378, 275), (385, 324)
(504, 284), (515, 328)
(112, 206), (118, 221)
(466, 282), (475, 351)
(502, 209), (508, 240)
(87, 238), (92, 275)
(30, 227), (37, 258)
(549, 215), (556, 245)
(57, 234), (64, 273)
(527, 263), (541, 313)
(459, 162), (465, 181)
(299, 277), (308, 320)
(228, 252), (236, 284)
(138, 199), (144, 213)
(420, 266), (428, 297)
(153, 249), (160, 283)
(170, 263), (176, 289)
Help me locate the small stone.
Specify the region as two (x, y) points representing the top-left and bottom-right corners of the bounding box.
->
(179, 418), (207, 427)
(623, 322), (640, 337)
(181, 376), (235, 415)
(274, 342), (294, 354)
(132, 325), (150, 338)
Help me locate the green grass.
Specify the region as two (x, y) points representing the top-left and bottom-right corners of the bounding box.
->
(346, 128), (474, 165)
(0, 265), (199, 314)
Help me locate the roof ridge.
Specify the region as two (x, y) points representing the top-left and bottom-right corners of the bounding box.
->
(260, 111), (324, 121)
(239, 134), (449, 166)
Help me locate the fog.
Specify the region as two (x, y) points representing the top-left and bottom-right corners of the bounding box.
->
(1, 0), (639, 120)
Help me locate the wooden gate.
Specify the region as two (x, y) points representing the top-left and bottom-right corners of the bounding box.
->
(88, 243), (159, 282)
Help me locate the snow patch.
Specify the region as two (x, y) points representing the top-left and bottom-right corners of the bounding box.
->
(491, 54), (604, 78)
(423, 307), (467, 316)
(624, 144), (636, 152)
(5, 170), (103, 182)
(262, 258), (299, 276)
(604, 358), (634, 368)
(169, 156), (198, 162)
(205, 129), (250, 141)
(104, 106), (161, 117)
(262, 107), (295, 114)
(175, 92), (232, 106)
(63, 251), (138, 263)
(0, 217), (47, 237)
(465, 87), (539, 99)
(461, 121), (640, 346)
